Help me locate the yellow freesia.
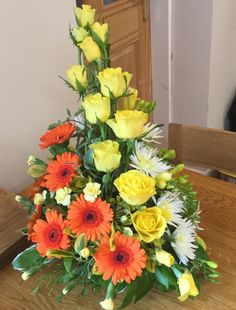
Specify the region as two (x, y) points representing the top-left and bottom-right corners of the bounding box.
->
(155, 249), (175, 267)
(106, 110), (148, 139)
(91, 22), (108, 42)
(72, 27), (89, 43)
(74, 4), (95, 27)
(97, 67), (132, 98)
(82, 93), (110, 124)
(90, 140), (121, 172)
(66, 65), (88, 89)
(131, 207), (166, 242)
(121, 87), (138, 110)
(178, 272), (199, 301)
(79, 36), (101, 63)
(114, 170), (156, 205)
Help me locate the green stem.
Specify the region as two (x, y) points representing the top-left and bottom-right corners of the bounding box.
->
(77, 48), (82, 65)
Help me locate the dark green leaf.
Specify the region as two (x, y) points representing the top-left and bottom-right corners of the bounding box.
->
(63, 257), (73, 273)
(155, 267), (169, 290)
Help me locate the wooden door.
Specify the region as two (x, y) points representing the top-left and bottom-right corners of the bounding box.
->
(81, 0), (152, 100)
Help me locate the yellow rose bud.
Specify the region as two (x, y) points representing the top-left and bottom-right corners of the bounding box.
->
(33, 193), (44, 205)
(121, 87), (138, 110)
(114, 170), (156, 205)
(82, 93), (110, 124)
(100, 298), (114, 310)
(90, 140), (121, 172)
(72, 27), (89, 43)
(83, 182), (101, 202)
(155, 249), (175, 267)
(80, 247), (90, 259)
(91, 22), (108, 43)
(97, 67), (132, 98)
(156, 179), (166, 189)
(74, 4), (95, 27)
(131, 207), (166, 242)
(66, 65), (88, 90)
(79, 36), (101, 63)
(178, 272), (199, 301)
(55, 187), (71, 206)
(106, 110), (148, 139)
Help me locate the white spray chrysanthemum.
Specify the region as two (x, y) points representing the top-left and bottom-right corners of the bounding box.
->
(157, 192), (185, 226)
(171, 219), (197, 265)
(141, 123), (163, 143)
(130, 141), (170, 177)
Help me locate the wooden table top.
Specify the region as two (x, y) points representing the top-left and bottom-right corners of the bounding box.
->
(0, 170), (236, 310)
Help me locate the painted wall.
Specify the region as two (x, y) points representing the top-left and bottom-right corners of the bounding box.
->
(207, 0), (236, 128)
(0, 0), (77, 192)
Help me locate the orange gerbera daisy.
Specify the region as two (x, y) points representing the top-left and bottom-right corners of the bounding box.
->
(94, 231), (147, 285)
(39, 122), (76, 149)
(67, 194), (113, 242)
(27, 205), (42, 241)
(44, 152), (80, 191)
(31, 210), (70, 257)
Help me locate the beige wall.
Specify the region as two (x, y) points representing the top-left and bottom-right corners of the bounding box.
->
(208, 0), (236, 128)
(0, 0), (77, 192)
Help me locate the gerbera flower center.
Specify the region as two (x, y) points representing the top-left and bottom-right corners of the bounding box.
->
(82, 208), (102, 227)
(45, 224), (63, 245)
(113, 247), (132, 265)
(58, 165), (73, 181)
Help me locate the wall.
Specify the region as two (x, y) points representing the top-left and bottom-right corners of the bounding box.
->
(0, 0), (77, 192)
(207, 0), (236, 128)
(171, 0), (213, 126)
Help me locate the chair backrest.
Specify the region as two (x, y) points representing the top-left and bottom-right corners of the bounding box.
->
(168, 123), (236, 173)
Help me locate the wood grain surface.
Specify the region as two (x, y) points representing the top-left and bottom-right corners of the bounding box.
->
(0, 170), (236, 310)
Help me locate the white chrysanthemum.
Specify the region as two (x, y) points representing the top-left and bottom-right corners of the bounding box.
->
(171, 219), (197, 265)
(141, 123), (163, 143)
(157, 192), (184, 226)
(130, 141), (170, 177)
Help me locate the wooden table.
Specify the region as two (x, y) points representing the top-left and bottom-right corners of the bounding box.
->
(0, 170), (236, 310)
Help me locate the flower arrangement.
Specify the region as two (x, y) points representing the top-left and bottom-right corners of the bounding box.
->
(13, 5), (220, 309)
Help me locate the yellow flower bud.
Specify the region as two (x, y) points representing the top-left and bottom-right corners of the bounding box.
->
(131, 207), (166, 242)
(97, 67), (132, 98)
(156, 179), (166, 189)
(82, 93), (110, 124)
(83, 182), (101, 202)
(55, 187), (71, 206)
(72, 27), (89, 43)
(114, 170), (156, 205)
(21, 272), (30, 281)
(157, 172), (172, 182)
(80, 247), (90, 259)
(106, 110), (148, 139)
(79, 36), (101, 63)
(33, 193), (44, 205)
(27, 155), (36, 165)
(178, 272), (199, 301)
(91, 22), (108, 43)
(155, 249), (175, 267)
(74, 4), (95, 27)
(15, 195), (22, 202)
(90, 140), (121, 172)
(121, 87), (138, 110)
(100, 298), (114, 310)
(66, 65), (88, 90)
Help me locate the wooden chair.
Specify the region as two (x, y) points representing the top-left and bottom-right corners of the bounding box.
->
(168, 123), (236, 174)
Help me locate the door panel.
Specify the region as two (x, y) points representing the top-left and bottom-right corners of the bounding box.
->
(84, 0), (152, 100)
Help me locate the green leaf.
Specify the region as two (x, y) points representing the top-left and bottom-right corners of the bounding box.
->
(47, 249), (74, 258)
(83, 149), (94, 169)
(63, 257), (73, 273)
(48, 143), (68, 156)
(12, 245), (45, 272)
(155, 267), (169, 290)
(74, 233), (87, 254)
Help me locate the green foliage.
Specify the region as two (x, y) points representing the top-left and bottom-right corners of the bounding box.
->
(155, 265), (177, 291)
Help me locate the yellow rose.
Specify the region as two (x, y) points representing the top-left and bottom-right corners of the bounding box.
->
(79, 36), (101, 63)
(178, 272), (199, 301)
(82, 93), (110, 124)
(121, 87), (138, 110)
(89, 140), (121, 172)
(97, 67), (132, 98)
(74, 4), (95, 27)
(106, 110), (148, 139)
(91, 22), (108, 43)
(131, 207), (166, 242)
(155, 249), (175, 267)
(66, 65), (88, 90)
(114, 170), (156, 205)
(72, 27), (89, 43)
